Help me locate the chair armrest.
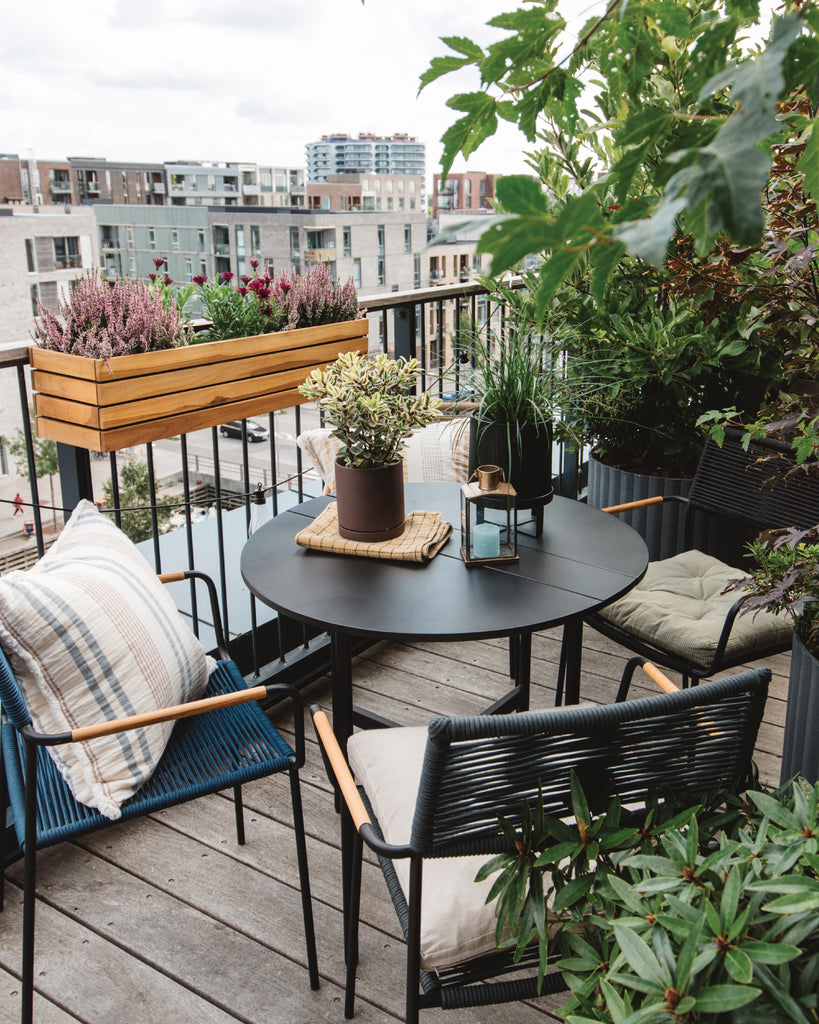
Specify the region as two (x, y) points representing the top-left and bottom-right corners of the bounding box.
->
(616, 656), (678, 701)
(602, 494), (690, 515)
(310, 706), (412, 859)
(23, 681), (306, 766)
(159, 569), (230, 660)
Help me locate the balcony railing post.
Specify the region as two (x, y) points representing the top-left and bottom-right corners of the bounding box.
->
(56, 443), (94, 520)
(392, 303), (416, 362)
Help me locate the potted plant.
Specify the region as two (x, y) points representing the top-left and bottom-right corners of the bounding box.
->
(298, 351), (442, 541)
(726, 526), (819, 785)
(481, 774), (819, 1022)
(29, 263), (368, 452)
(450, 275), (564, 531)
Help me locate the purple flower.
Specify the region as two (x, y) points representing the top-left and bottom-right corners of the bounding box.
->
(193, 275), (207, 286)
(220, 271), (234, 282)
(240, 275), (251, 284)
(152, 257), (166, 269)
(164, 276), (173, 286)
(237, 286), (248, 296)
(148, 273), (157, 281)
(249, 258), (259, 269)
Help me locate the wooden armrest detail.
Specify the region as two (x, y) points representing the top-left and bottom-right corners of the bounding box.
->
(158, 571), (186, 584)
(71, 685), (267, 742)
(312, 709), (372, 832)
(602, 495), (665, 515)
(640, 662), (679, 694)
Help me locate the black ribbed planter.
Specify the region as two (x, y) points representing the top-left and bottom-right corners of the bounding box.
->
(586, 455), (692, 561)
(468, 417), (553, 503)
(780, 631), (819, 786)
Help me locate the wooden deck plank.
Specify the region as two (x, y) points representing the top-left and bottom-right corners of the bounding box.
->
(0, 631), (789, 1024)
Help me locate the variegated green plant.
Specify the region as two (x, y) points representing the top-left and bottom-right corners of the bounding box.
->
(299, 351), (443, 469)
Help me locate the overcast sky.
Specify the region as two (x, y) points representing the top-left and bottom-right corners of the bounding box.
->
(1, 0), (610, 187)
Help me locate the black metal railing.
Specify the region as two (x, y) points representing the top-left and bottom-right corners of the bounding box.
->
(0, 281), (584, 694)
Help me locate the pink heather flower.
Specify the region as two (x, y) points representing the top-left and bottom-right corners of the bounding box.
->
(220, 271), (234, 282)
(193, 275), (207, 286)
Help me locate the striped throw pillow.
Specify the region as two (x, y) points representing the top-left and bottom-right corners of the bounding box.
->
(0, 500), (215, 820)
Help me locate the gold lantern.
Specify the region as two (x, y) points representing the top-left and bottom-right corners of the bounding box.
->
(460, 464), (519, 567)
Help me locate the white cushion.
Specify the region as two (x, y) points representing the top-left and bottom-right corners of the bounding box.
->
(347, 709), (587, 972)
(597, 549), (792, 670)
(0, 500), (215, 820)
(297, 420), (470, 494)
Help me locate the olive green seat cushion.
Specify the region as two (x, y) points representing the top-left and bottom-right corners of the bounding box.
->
(596, 549), (791, 670)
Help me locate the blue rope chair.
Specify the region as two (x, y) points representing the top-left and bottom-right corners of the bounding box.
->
(312, 663), (770, 1023)
(0, 570), (319, 1024)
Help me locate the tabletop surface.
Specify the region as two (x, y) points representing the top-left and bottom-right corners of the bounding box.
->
(241, 483), (648, 642)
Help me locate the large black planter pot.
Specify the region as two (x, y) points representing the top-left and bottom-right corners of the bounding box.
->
(586, 455), (692, 561)
(780, 630), (819, 786)
(334, 460), (405, 542)
(468, 417), (553, 504)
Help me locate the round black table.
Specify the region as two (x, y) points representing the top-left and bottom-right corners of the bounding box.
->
(242, 482), (647, 940)
(241, 482), (648, 741)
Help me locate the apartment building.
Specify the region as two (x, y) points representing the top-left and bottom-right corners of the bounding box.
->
(431, 172), (500, 219)
(306, 134), (425, 183)
(67, 157), (167, 206)
(306, 173), (424, 214)
(1, 154), (74, 206)
(0, 205), (98, 343)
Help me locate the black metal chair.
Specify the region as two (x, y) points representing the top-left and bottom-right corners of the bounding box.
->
(570, 430), (819, 689)
(311, 663), (770, 1022)
(0, 570), (319, 1024)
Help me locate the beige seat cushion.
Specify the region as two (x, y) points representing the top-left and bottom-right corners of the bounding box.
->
(297, 420), (469, 495)
(347, 707), (590, 972)
(596, 549), (791, 670)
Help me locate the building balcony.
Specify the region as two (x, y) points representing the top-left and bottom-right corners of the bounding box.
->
(303, 248), (335, 262)
(50, 180), (72, 193)
(213, 243), (230, 256)
(243, 184), (261, 195)
(151, 182), (167, 194)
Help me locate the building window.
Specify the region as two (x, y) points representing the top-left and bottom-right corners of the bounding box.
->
(185, 257), (193, 282)
(126, 226), (134, 248)
(197, 229), (206, 252)
(24, 238), (36, 272)
(353, 258), (361, 289)
(128, 255), (136, 275)
(377, 224), (385, 255)
(342, 226), (351, 257)
(404, 225), (412, 253)
(413, 255), (421, 289)
(387, 198), (393, 210)
(213, 225), (229, 257)
(53, 236), (81, 270)
(171, 229), (180, 251)
(30, 283), (40, 316)
(250, 225), (261, 257)
(148, 227), (156, 251)
(321, 196), (332, 211)
(290, 226), (300, 252)
(377, 257), (385, 286)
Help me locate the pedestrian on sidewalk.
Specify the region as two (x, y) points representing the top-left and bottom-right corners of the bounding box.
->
(13, 493), (24, 516)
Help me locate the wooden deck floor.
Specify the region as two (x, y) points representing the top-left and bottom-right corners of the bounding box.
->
(0, 628), (790, 1024)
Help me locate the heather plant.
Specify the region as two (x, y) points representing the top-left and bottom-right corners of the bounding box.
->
(270, 263), (360, 330)
(33, 270), (192, 360)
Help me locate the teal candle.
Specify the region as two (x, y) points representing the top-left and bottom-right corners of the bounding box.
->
(472, 522), (500, 558)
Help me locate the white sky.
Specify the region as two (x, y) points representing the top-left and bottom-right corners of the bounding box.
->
(0, 0), (610, 188)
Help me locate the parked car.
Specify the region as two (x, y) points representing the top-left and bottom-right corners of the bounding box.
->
(220, 420), (269, 442)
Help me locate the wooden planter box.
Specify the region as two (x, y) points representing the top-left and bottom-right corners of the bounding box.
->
(30, 319), (369, 452)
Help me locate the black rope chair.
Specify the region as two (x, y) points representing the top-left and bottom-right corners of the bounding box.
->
(564, 429), (819, 691)
(312, 663), (770, 1023)
(0, 570), (319, 1024)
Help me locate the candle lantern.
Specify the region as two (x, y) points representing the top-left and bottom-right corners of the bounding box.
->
(460, 464), (519, 567)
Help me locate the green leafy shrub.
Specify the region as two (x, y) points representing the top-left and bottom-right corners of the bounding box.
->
(480, 774), (819, 1023)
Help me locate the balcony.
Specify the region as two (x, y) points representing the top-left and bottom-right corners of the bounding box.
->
(50, 180), (72, 193)
(242, 183), (261, 195)
(303, 248), (335, 262)
(213, 242), (230, 256)
(151, 182), (166, 194)
(0, 278), (794, 1024)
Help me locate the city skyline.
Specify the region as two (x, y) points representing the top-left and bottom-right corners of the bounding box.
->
(1, 0), (610, 188)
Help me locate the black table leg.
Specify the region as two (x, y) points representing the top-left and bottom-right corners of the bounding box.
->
(562, 618), (583, 705)
(330, 631), (356, 963)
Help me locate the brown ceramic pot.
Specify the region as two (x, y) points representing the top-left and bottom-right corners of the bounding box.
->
(334, 459), (405, 542)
